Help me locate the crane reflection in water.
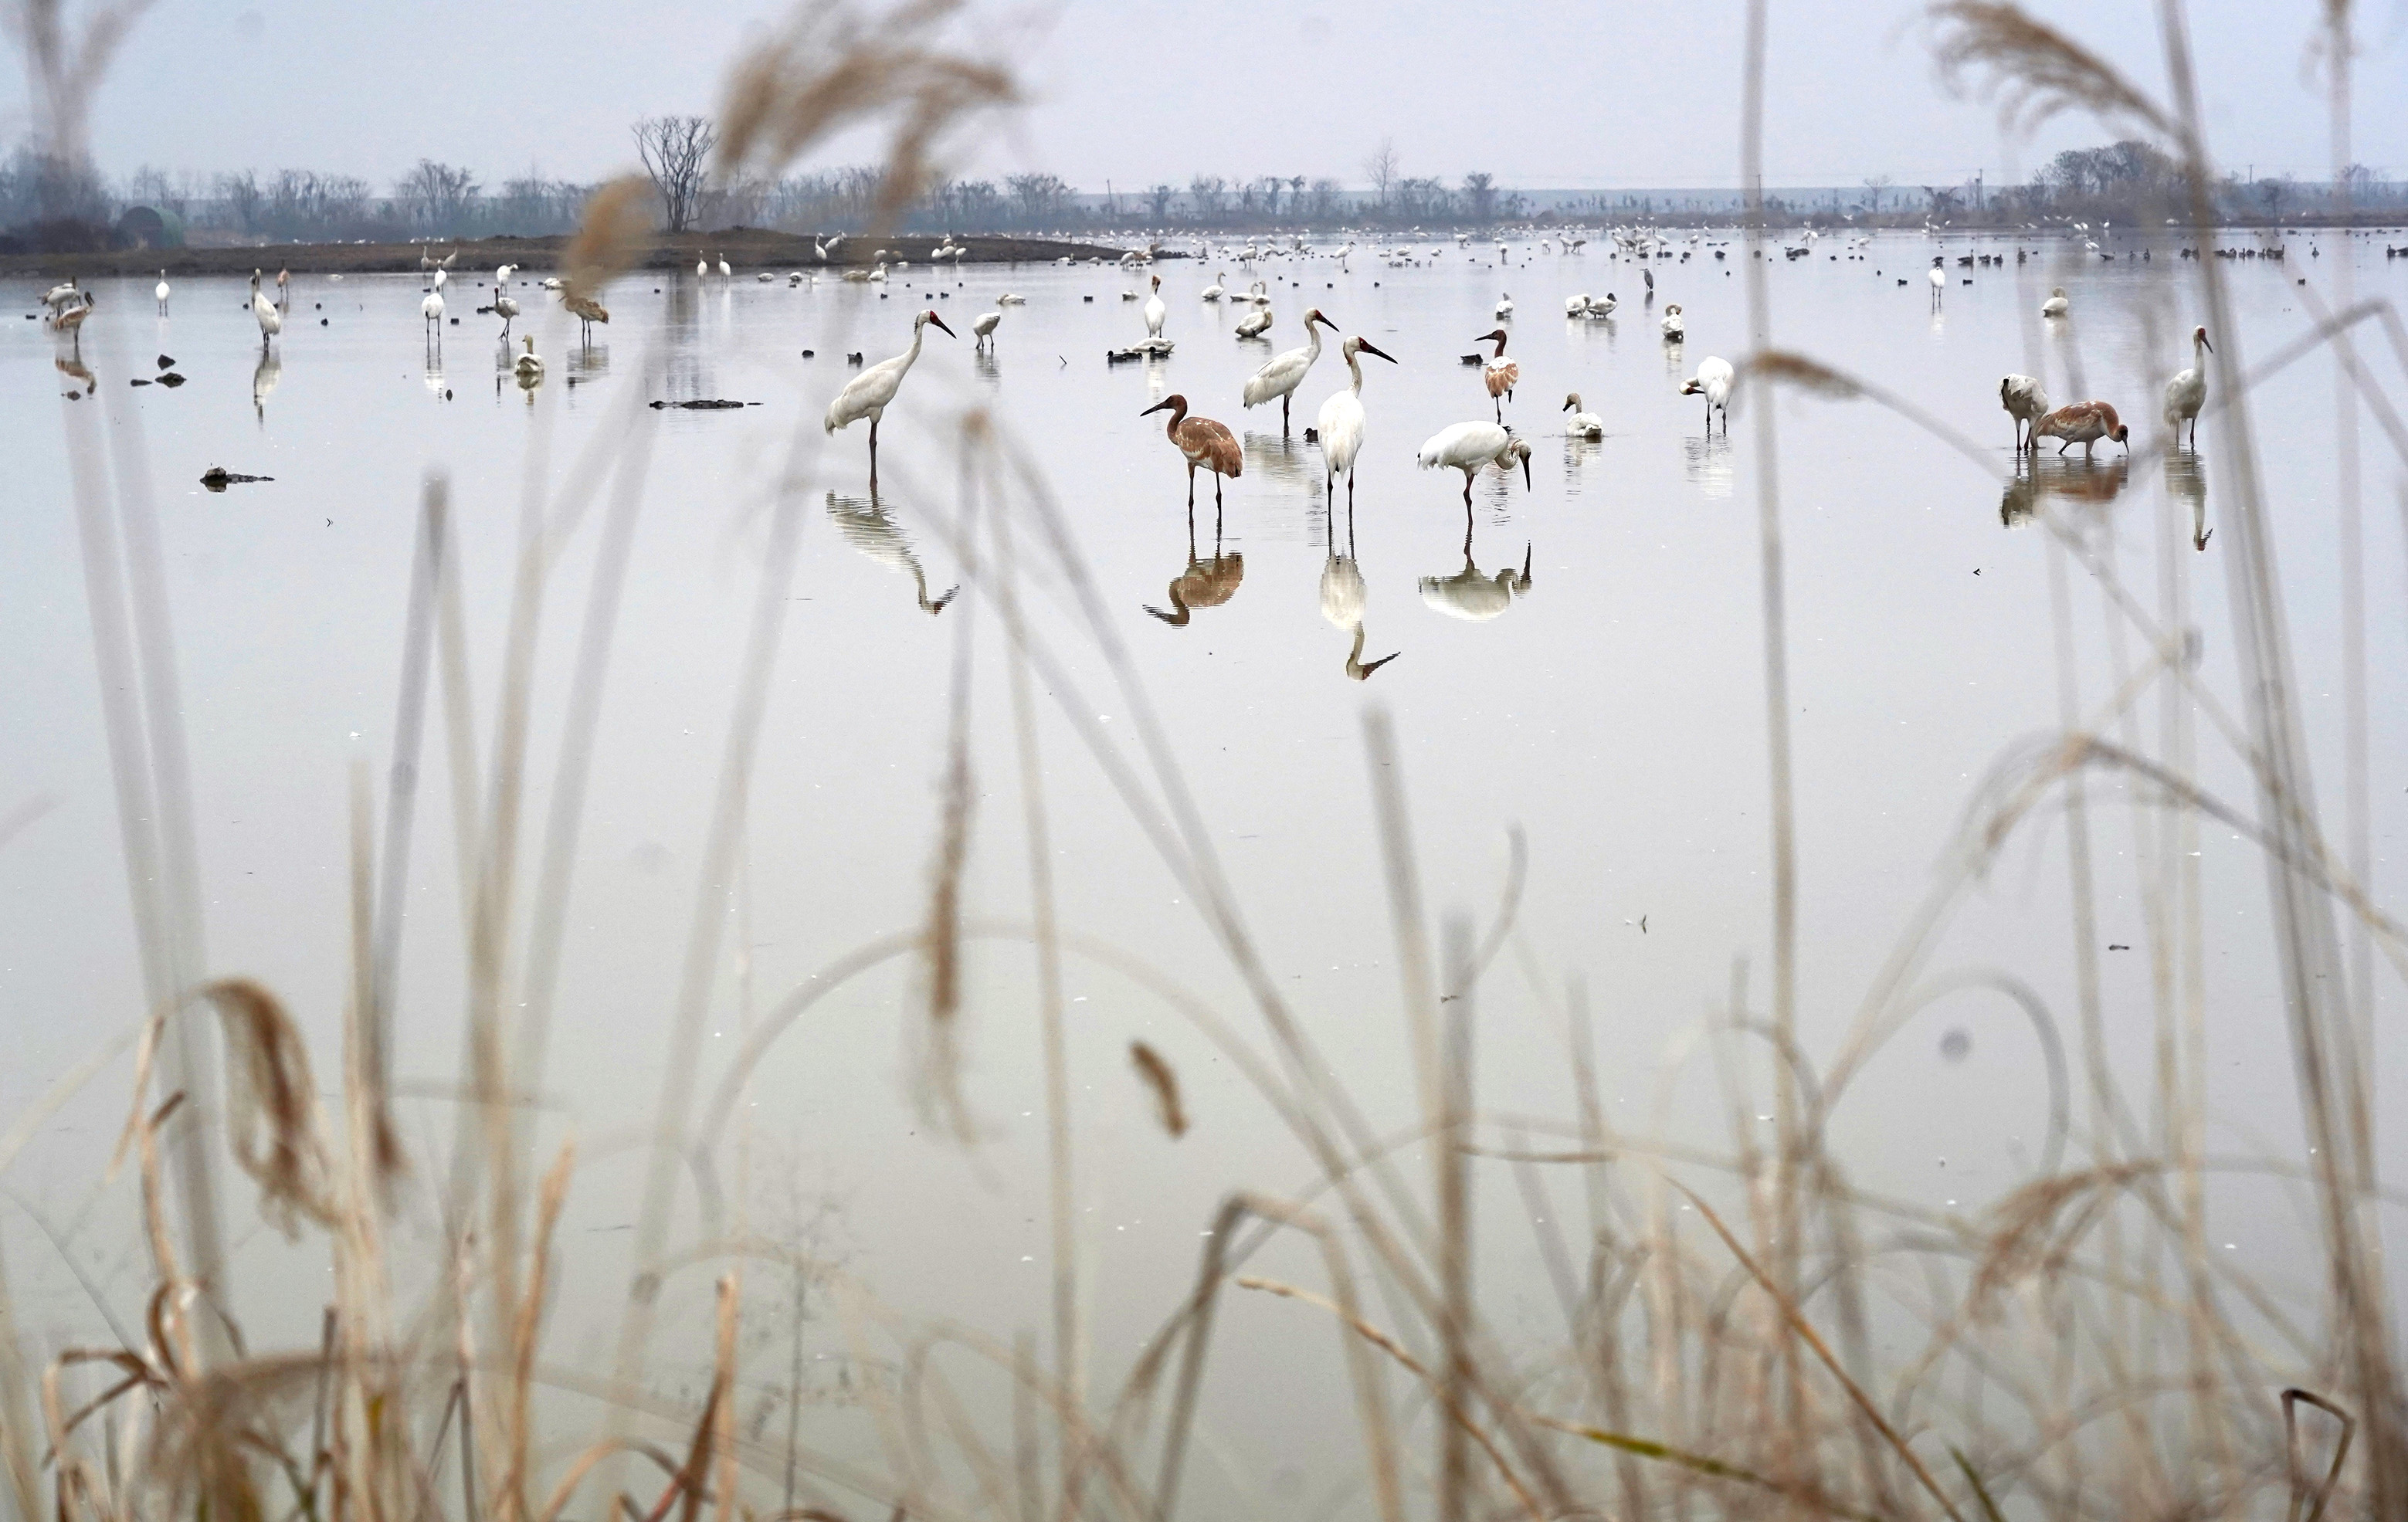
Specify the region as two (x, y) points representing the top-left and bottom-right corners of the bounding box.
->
(1998, 454), (2132, 531)
(1145, 500), (1244, 627)
(1319, 497), (1399, 680)
(825, 490), (959, 614)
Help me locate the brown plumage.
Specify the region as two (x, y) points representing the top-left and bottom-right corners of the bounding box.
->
(1140, 394), (1243, 507)
(1476, 328), (1518, 422)
(564, 289), (610, 344)
(2030, 399), (2129, 459)
(1145, 549), (1244, 626)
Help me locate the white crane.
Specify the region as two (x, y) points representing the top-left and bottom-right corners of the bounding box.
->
(823, 308), (956, 481)
(1243, 307), (1335, 433)
(717, 253), (733, 279)
(494, 287), (521, 335)
(2000, 373), (2049, 452)
(2040, 286), (2070, 318)
(2162, 326), (2210, 447)
(1681, 357), (1734, 432)
(1562, 393), (1603, 439)
(971, 309), (1002, 349)
(251, 269), (284, 349)
(420, 286), (445, 337)
(1416, 421), (1531, 506)
(154, 269), (170, 316)
(1142, 273), (1166, 340)
(696, 255), (709, 277)
(1314, 334), (1397, 504)
(1928, 256), (1945, 304)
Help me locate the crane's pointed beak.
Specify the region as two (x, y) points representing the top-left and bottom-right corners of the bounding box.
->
(929, 313), (957, 337)
(1139, 400), (1170, 417)
(1358, 341), (1396, 363)
(2202, 335), (2213, 353)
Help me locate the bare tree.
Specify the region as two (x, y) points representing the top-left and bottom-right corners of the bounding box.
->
(634, 114), (716, 232)
(1461, 171), (1497, 224)
(1363, 137), (1399, 210)
(1860, 173), (1892, 215)
(1145, 183), (1177, 222)
(397, 159), (480, 229)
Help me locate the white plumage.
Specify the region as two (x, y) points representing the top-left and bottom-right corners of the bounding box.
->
(154, 269), (171, 316)
(2040, 286), (2070, 318)
(1314, 334), (1397, 503)
(1660, 303), (1684, 342)
(252, 270), (285, 346)
(2000, 373), (2050, 452)
(1416, 421), (1532, 504)
(2162, 325), (2210, 447)
(420, 288), (444, 333)
(972, 309), (1002, 348)
(1562, 392), (1603, 439)
(1142, 273), (1166, 338)
(1681, 356), (1733, 432)
(824, 308), (957, 477)
(1243, 308), (1334, 431)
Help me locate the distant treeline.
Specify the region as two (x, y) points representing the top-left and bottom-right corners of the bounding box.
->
(7, 135), (2403, 254)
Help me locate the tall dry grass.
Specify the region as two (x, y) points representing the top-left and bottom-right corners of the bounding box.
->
(7, 0), (2408, 1519)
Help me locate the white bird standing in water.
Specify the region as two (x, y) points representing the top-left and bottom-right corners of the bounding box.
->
(1928, 256), (1945, 303)
(421, 286), (445, 336)
(1416, 421), (1532, 505)
(250, 269), (284, 348)
(2000, 373), (2049, 452)
(1314, 334), (1397, 504)
(717, 253), (732, 279)
(433, 266), (448, 296)
(1243, 307), (1335, 433)
(972, 309), (1002, 349)
(154, 269), (170, 315)
(697, 255), (709, 277)
(1681, 356), (1734, 432)
(2162, 325), (2211, 447)
(493, 286), (521, 335)
(1562, 392), (1603, 439)
(824, 308), (956, 480)
(1143, 273), (1167, 340)
(2040, 286), (2070, 318)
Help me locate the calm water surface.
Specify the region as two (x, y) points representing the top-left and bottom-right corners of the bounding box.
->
(5, 232), (2404, 1493)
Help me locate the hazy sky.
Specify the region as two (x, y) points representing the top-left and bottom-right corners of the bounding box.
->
(13, 0), (2407, 193)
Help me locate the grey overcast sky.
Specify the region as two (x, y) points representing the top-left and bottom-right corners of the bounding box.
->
(12, 0), (2407, 192)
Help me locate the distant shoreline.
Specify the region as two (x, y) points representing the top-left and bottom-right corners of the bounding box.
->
(0, 229), (1141, 280)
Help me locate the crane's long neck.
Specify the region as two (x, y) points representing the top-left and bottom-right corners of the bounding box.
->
(1161, 399), (1188, 440)
(1304, 322), (1323, 364)
(897, 321), (927, 374)
(1491, 334), (1508, 358)
(1346, 347), (1365, 392)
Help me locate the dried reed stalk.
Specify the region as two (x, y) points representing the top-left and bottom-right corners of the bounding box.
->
(1929, 0), (2173, 139)
(1127, 1043), (1185, 1141)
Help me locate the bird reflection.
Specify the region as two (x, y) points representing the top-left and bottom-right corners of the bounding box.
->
(826, 490), (958, 614)
(1420, 509), (1532, 623)
(1999, 455), (2129, 527)
(1319, 507), (1399, 680)
(1243, 430), (1315, 493)
(2164, 450), (2210, 550)
(1682, 433), (1734, 499)
(252, 346), (282, 425)
(1145, 501), (1244, 626)
(54, 354), (94, 396)
(973, 347), (1000, 385)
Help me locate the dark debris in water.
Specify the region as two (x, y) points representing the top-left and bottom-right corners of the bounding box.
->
(157, 372), (186, 386)
(649, 398), (755, 410)
(156, 354), (175, 368)
(200, 466), (274, 492)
